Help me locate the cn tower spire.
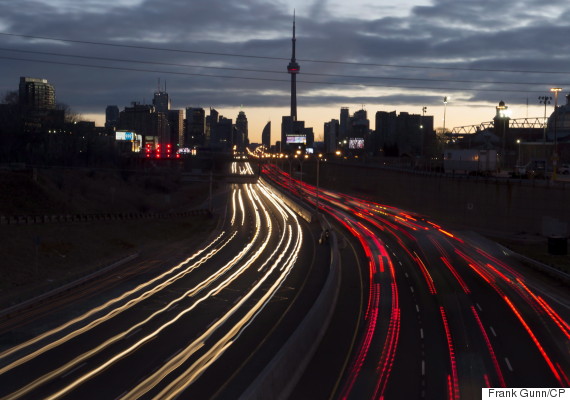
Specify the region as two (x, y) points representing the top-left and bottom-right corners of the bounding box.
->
(287, 11), (300, 121)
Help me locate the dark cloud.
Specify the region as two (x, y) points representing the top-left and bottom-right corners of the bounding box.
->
(1, 0), (569, 129)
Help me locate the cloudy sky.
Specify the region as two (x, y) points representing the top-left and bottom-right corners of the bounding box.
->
(1, 0), (569, 142)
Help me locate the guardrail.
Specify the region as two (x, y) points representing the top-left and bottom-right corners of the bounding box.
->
(0, 209), (211, 225)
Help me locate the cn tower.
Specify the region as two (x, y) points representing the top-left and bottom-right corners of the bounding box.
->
(287, 13), (300, 121)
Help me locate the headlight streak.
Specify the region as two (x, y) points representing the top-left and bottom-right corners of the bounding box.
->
(0, 230), (229, 370)
(6, 181), (304, 400)
(231, 187), (237, 226)
(0, 231), (240, 400)
(3, 182), (265, 398)
(25, 186), (265, 399)
(238, 187), (246, 226)
(120, 185), (303, 400)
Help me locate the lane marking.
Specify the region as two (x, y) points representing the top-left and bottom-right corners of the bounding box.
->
(124, 327), (142, 340)
(61, 362), (87, 378)
(416, 304), (420, 313)
(476, 303), (483, 311)
(490, 326), (497, 337)
(422, 360), (425, 376)
(420, 328), (424, 339)
(410, 286), (415, 293)
(505, 357), (513, 372)
(405, 272), (409, 278)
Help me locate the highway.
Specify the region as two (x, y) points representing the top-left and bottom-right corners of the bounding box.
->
(0, 161), (329, 399)
(263, 163), (570, 400)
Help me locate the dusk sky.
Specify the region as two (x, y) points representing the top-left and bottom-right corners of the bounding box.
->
(1, 0), (570, 143)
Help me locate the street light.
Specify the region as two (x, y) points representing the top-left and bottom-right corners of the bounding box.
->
(516, 139), (521, 166)
(316, 153), (322, 211)
(539, 95), (552, 166)
(442, 97), (448, 135)
(550, 87), (562, 179)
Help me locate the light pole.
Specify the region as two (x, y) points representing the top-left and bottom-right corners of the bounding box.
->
(496, 101), (509, 169)
(316, 153), (322, 211)
(539, 95), (552, 167)
(442, 97), (448, 135)
(550, 87), (562, 179)
(421, 106), (427, 160)
(516, 139), (521, 166)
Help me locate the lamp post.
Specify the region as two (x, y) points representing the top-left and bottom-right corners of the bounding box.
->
(539, 95), (552, 168)
(442, 97), (448, 135)
(421, 106), (427, 159)
(316, 153), (322, 211)
(516, 139), (521, 166)
(496, 101), (509, 169)
(550, 87), (562, 179)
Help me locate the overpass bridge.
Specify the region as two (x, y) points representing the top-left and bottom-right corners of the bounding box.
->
(181, 172), (258, 184)
(450, 117), (545, 135)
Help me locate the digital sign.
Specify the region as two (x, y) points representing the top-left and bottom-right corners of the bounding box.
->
(348, 138), (364, 149)
(286, 135), (306, 144)
(116, 131), (135, 141)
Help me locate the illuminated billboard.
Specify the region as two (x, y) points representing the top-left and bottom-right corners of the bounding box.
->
(348, 138), (364, 149)
(116, 131), (135, 141)
(286, 135), (306, 144)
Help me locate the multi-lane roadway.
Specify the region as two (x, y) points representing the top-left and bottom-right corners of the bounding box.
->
(264, 163), (569, 399)
(0, 161), (329, 399)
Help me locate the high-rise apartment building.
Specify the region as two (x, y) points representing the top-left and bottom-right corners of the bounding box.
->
(19, 77), (55, 109)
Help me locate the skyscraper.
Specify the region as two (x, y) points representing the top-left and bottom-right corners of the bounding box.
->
(19, 77), (55, 109)
(152, 81), (171, 114)
(287, 13), (300, 121)
(235, 111), (248, 150)
(185, 107), (205, 146)
(105, 105), (120, 131)
(262, 121), (271, 149)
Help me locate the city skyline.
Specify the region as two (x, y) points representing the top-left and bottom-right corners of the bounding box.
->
(1, 0), (570, 143)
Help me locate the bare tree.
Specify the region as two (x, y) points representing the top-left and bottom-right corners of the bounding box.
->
(2, 90), (18, 105)
(56, 102), (81, 124)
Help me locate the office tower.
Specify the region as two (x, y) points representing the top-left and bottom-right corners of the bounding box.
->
(340, 107), (349, 140)
(118, 102), (169, 145)
(207, 108), (219, 145)
(262, 121), (271, 149)
(324, 119), (339, 153)
(185, 107), (205, 146)
(19, 77), (55, 109)
(287, 14), (300, 121)
(152, 81), (171, 114)
(217, 117), (233, 148)
(235, 111), (248, 150)
(105, 105), (120, 131)
(168, 109), (184, 147)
